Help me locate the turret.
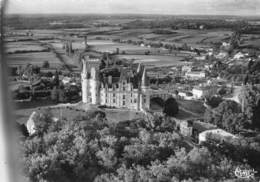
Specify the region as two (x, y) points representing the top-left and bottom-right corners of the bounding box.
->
(139, 67), (150, 111)
(137, 63), (142, 74)
(141, 67), (149, 90)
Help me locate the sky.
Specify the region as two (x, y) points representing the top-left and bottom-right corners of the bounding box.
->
(6, 0), (260, 16)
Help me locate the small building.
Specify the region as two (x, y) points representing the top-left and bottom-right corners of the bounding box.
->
(222, 42), (231, 49)
(233, 52), (245, 60)
(215, 51), (229, 59)
(192, 87), (209, 99)
(185, 71), (206, 80)
(198, 128), (238, 144)
(62, 76), (72, 85)
(26, 111), (38, 136)
(178, 91), (193, 100)
(174, 119), (216, 140)
(182, 65), (192, 73)
(195, 55), (206, 61)
(179, 120), (193, 137)
(199, 25), (205, 30)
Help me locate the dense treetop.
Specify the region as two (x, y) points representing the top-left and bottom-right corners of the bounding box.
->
(20, 108), (258, 182)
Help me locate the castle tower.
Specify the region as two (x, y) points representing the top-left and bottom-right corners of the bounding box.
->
(81, 55), (101, 105)
(89, 62), (100, 105)
(81, 58), (88, 103)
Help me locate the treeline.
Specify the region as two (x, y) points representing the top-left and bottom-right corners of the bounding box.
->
(19, 109), (259, 182)
(123, 19), (249, 30)
(6, 15), (89, 29)
(205, 85), (260, 133)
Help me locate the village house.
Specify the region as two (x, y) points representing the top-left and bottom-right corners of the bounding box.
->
(233, 52), (246, 60)
(181, 65), (192, 73)
(185, 71), (206, 80)
(199, 128), (238, 144)
(192, 86), (209, 99)
(215, 51), (229, 59)
(174, 118), (217, 143)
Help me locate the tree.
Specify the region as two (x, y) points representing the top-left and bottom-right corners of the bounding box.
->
(205, 96), (223, 108)
(204, 100), (245, 133)
(163, 98), (179, 117)
(239, 85), (260, 130)
(33, 108), (53, 136)
(21, 107), (257, 182)
(42, 61), (50, 68)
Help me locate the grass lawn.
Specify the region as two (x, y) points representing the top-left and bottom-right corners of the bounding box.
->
(177, 99), (206, 116)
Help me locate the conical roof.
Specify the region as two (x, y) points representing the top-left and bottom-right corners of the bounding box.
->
(141, 67), (149, 87)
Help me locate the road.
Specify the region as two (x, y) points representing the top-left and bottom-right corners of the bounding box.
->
(224, 86), (242, 104)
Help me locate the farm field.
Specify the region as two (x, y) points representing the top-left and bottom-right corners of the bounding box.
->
(118, 54), (186, 67)
(6, 52), (61, 67)
(6, 41), (47, 53)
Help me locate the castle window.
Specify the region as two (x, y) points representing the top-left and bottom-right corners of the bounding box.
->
(123, 101), (125, 105)
(134, 99), (137, 103)
(113, 99), (116, 103)
(123, 95), (125, 99)
(113, 93), (116, 97)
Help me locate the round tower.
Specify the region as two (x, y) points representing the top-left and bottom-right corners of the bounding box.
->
(81, 58), (88, 103)
(90, 65), (100, 105)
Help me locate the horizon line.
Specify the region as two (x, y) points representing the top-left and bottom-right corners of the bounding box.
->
(5, 12), (260, 18)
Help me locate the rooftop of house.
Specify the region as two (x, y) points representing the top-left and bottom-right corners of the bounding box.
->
(193, 120), (217, 133)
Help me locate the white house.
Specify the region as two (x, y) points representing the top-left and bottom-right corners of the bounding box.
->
(233, 52), (245, 60)
(182, 65), (192, 73)
(192, 87), (207, 99)
(199, 129), (238, 144)
(178, 92), (193, 100)
(26, 111), (38, 136)
(215, 51), (229, 59)
(195, 55), (206, 61)
(185, 71), (206, 80)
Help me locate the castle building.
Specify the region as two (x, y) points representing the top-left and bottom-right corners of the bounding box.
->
(81, 56), (150, 111)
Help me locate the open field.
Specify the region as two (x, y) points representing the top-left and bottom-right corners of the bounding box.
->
(6, 52), (61, 67)
(6, 41), (47, 53)
(118, 54), (186, 67)
(15, 101), (144, 124)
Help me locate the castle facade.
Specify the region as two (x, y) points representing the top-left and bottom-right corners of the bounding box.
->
(81, 56), (150, 111)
